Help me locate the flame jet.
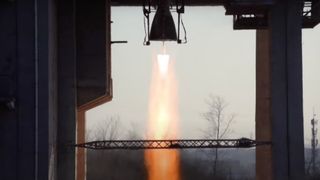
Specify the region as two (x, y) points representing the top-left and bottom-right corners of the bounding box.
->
(145, 49), (180, 180)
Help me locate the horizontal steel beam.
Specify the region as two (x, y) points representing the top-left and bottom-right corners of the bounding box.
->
(111, 0), (225, 6)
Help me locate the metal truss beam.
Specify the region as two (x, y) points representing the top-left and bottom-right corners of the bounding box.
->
(111, 0), (224, 6)
(75, 138), (270, 150)
(111, 0), (319, 29)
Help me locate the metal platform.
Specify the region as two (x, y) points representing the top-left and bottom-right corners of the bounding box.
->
(75, 138), (270, 150)
(303, 0), (320, 28)
(226, 0), (320, 29)
(112, 0), (320, 29)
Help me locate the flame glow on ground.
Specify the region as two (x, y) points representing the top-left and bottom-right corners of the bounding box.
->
(145, 51), (180, 180)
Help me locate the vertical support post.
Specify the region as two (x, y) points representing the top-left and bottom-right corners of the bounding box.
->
(0, 0), (58, 179)
(37, 0), (58, 179)
(75, 0), (112, 179)
(0, 1), (19, 179)
(256, 1), (305, 180)
(57, 0), (77, 179)
(284, 1), (305, 178)
(270, 1), (305, 179)
(77, 110), (86, 180)
(256, 29), (272, 180)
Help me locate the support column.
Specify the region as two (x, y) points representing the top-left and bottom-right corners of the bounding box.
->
(76, 110), (86, 180)
(75, 0), (112, 179)
(0, 0), (58, 179)
(0, 1), (18, 179)
(256, 30), (272, 180)
(256, 1), (305, 180)
(57, 0), (77, 179)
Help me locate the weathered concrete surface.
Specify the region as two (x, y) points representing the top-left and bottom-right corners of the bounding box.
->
(0, 2), (18, 180)
(1, 0), (112, 179)
(256, 29), (272, 180)
(0, 0), (58, 179)
(75, 0), (112, 180)
(256, 1), (305, 180)
(77, 110), (86, 180)
(57, 0), (77, 180)
(76, 0), (112, 108)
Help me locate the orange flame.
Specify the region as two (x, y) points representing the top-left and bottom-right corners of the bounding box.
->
(145, 52), (180, 180)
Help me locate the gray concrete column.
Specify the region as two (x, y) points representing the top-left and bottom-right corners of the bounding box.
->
(0, 2), (19, 179)
(0, 0), (58, 179)
(270, 1), (305, 179)
(256, 1), (305, 180)
(57, 0), (77, 180)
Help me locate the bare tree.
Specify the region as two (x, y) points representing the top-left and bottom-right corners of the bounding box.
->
(87, 115), (121, 141)
(201, 95), (235, 177)
(126, 122), (143, 140)
(86, 116), (147, 180)
(86, 115), (122, 180)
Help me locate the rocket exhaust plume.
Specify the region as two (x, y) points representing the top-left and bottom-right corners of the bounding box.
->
(145, 46), (180, 180)
(157, 54), (170, 77)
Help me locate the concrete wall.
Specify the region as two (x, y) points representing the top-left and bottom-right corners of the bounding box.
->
(0, 0), (112, 180)
(57, 0), (77, 180)
(0, 0), (57, 179)
(75, 1), (112, 180)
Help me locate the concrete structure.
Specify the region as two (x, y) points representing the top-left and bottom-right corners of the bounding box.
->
(0, 0), (111, 180)
(0, 0), (318, 180)
(256, 2), (306, 179)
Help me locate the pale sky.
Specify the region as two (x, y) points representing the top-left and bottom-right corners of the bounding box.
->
(86, 7), (320, 145)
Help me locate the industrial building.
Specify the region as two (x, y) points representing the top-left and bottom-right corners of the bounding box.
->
(0, 0), (319, 180)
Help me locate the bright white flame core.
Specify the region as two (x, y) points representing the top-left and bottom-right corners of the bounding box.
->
(157, 54), (170, 76)
(145, 52), (180, 180)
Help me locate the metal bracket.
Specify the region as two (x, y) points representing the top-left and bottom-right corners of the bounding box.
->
(111, 41), (128, 44)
